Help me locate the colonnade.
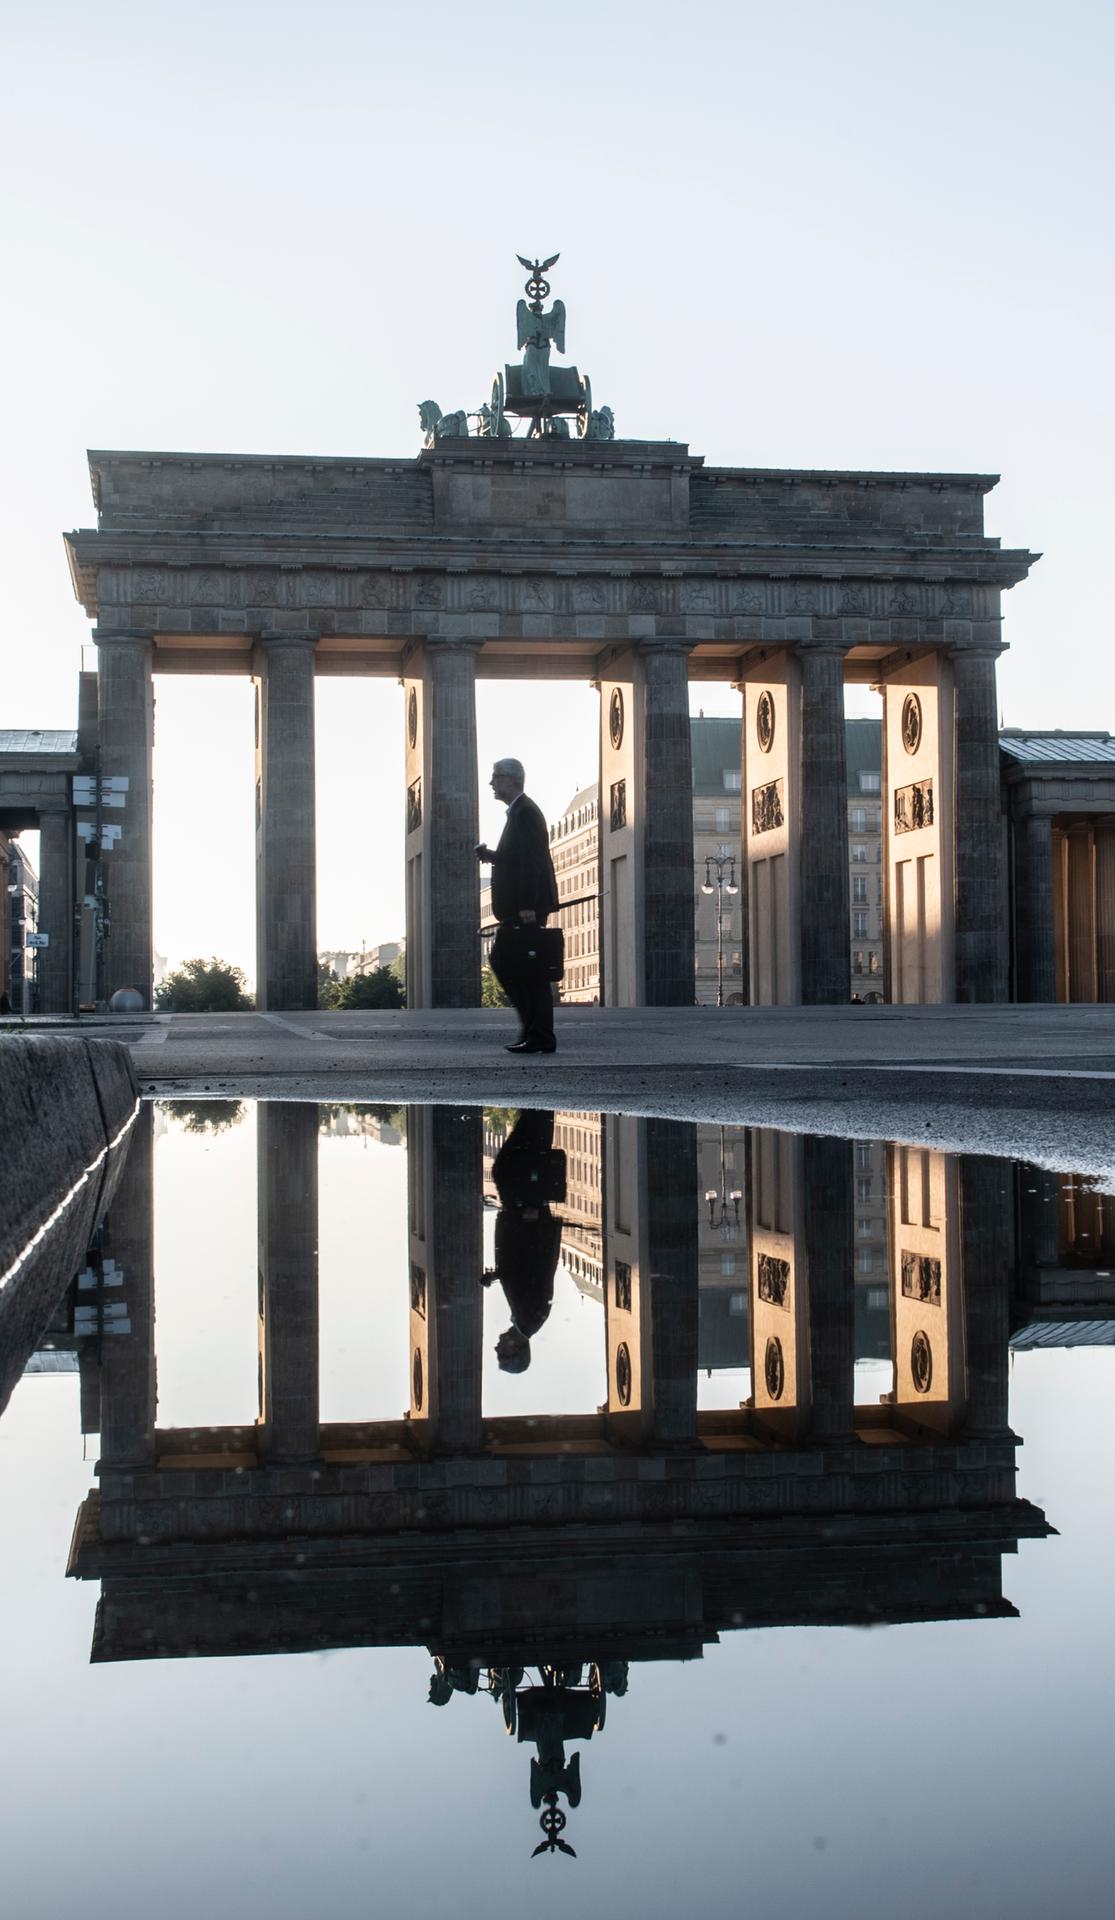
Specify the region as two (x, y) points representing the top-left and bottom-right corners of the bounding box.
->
(86, 627), (1010, 1012)
(90, 1103), (1016, 1474)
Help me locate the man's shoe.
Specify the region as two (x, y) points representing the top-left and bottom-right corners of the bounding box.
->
(506, 1038), (557, 1054)
(505, 1039), (532, 1052)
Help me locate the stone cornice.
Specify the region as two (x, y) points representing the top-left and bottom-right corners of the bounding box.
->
(65, 528), (1037, 619)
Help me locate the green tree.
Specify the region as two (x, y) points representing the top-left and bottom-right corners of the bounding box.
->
(335, 966), (405, 1010)
(161, 1099), (246, 1133)
(154, 957), (253, 1012)
(318, 959), (343, 1008)
(481, 965), (510, 1008)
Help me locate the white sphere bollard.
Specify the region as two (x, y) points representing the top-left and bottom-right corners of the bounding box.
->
(109, 987), (145, 1013)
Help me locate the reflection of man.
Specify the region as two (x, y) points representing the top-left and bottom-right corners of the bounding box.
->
(484, 1110), (564, 1372)
(477, 758), (560, 1055)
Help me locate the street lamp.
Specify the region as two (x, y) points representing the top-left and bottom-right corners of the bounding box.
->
(703, 1127), (743, 1239)
(700, 843), (739, 1008)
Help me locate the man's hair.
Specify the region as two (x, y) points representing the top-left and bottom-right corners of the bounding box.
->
(492, 757), (525, 786)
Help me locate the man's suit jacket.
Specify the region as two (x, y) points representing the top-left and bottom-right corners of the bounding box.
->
(490, 793), (559, 925)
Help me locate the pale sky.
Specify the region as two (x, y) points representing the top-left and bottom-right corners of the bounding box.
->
(2, 1), (1112, 979)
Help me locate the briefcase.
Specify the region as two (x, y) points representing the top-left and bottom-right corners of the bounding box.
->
(504, 924), (565, 981)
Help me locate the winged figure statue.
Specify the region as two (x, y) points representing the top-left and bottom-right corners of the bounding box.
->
(515, 253), (566, 398)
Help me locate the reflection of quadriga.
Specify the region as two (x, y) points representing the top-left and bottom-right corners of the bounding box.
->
(417, 254), (616, 445)
(427, 1657), (627, 1857)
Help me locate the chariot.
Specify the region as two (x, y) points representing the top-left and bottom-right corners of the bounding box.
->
(490, 361), (593, 438)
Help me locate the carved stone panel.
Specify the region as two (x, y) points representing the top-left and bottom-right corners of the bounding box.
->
(901, 1251), (942, 1305)
(752, 779), (785, 835)
(610, 778), (627, 832)
(757, 1252), (790, 1308)
(895, 779), (934, 833)
(756, 690), (776, 754)
(407, 778), (422, 833)
(901, 693), (923, 755)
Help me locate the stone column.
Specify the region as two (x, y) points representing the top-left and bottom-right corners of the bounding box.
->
(1014, 813), (1056, 1001)
(257, 1102), (319, 1463)
(958, 1155), (1013, 1438)
(1064, 824), (1097, 1001)
(953, 649), (1008, 1001)
(642, 642), (696, 1005)
(255, 633), (318, 1011)
(99, 1102), (156, 1468)
(799, 648), (850, 1004)
(406, 1106), (483, 1452)
(598, 642), (694, 1007)
(402, 641), (480, 1008)
(35, 807), (74, 1014)
(803, 1134), (855, 1441)
(95, 628), (153, 1006)
(644, 1118), (699, 1446)
(602, 1116), (698, 1446)
(1095, 820), (1115, 1003)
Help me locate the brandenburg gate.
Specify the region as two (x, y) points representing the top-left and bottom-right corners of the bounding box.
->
(63, 258), (1036, 1009)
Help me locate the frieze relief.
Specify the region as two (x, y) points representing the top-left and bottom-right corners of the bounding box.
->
(894, 779), (934, 833)
(752, 778), (785, 835)
(521, 576), (555, 611)
(93, 562), (992, 629)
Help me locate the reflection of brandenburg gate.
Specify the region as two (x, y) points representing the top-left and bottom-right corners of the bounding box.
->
(65, 440), (1035, 1009)
(69, 1105), (1049, 1668)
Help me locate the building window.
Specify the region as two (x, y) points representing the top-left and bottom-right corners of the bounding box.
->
(857, 1216), (873, 1237)
(723, 771), (741, 792)
(852, 874), (868, 903)
(868, 951), (880, 974)
(859, 772), (881, 793)
(856, 1246), (875, 1273)
(850, 806), (867, 832)
(856, 1144), (873, 1168)
(857, 1177), (872, 1202)
(715, 806), (731, 831)
(866, 1286), (888, 1311)
(852, 843), (867, 863)
(853, 950), (864, 974)
(853, 910), (868, 937)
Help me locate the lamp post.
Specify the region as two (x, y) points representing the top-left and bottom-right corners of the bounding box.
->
(700, 843), (739, 1008)
(703, 1126), (743, 1240)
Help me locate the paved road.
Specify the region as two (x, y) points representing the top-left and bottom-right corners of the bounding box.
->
(8, 1002), (1112, 1176)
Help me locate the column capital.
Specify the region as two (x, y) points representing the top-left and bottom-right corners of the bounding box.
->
(634, 634), (696, 656)
(420, 635), (485, 655)
(93, 624), (153, 648)
(794, 638), (852, 659)
(258, 627), (319, 648)
(949, 641), (1006, 663)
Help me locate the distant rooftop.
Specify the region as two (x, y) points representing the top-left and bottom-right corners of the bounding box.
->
(558, 783), (597, 820)
(691, 715), (742, 794)
(0, 729), (78, 755)
(1010, 1319), (1115, 1350)
(1000, 729), (1115, 766)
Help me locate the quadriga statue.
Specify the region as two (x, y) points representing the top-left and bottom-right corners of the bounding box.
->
(418, 399), (470, 447)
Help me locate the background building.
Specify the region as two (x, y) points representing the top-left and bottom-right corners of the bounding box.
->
(692, 718), (746, 1006)
(846, 718), (884, 998)
(2, 838), (39, 1013)
(534, 715), (884, 1007)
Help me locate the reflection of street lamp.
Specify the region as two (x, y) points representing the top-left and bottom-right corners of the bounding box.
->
(703, 1126), (743, 1240)
(700, 843), (739, 1008)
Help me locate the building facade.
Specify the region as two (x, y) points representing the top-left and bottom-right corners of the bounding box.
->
(846, 718), (884, 999)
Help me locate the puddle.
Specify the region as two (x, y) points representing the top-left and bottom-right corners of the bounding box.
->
(2, 1101), (1113, 1918)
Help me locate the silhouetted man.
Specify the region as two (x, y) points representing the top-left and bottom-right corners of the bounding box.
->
(477, 757), (560, 1054)
(484, 1110), (564, 1372)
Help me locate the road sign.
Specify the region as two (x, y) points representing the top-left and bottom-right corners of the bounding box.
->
(26, 932), (50, 948)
